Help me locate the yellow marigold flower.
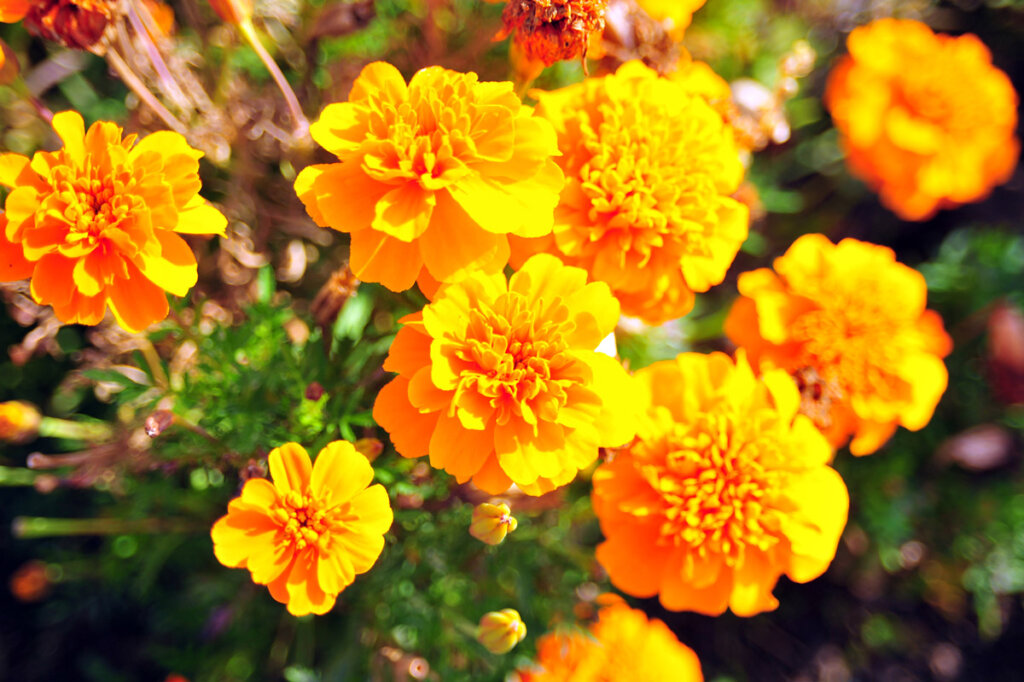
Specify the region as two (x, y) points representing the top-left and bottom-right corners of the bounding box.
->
(295, 62), (563, 293)
(0, 0), (115, 49)
(0, 401), (41, 443)
(825, 18), (1019, 221)
(637, 0), (705, 40)
(725, 234), (952, 455)
(512, 61), (748, 325)
(470, 502), (518, 545)
(0, 111), (226, 333)
(478, 608), (527, 654)
(372, 253), (638, 496)
(211, 440), (393, 617)
(592, 351), (849, 616)
(516, 603), (703, 681)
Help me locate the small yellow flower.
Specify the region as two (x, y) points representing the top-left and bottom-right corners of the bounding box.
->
(478, 608), (527, 654)
(470, 503), (518, 545)
(0, 401), (41, 443)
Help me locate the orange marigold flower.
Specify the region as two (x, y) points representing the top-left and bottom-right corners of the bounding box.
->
(295, 62), (563, 293)
(592, 351), (849, 616)
(0, 111), (226, 333)
(512, 61), (748, 325)
(478, 608), (527, 654)
(516, 602), (703, 681)
(0, 0), (115, 49)
(372, 253), (638, 496)
(825, 18), (1019, 221)
(725, 234), (952, 455)
(211, 440), (393, 616)
(0, 401), (41, 443)
(637, 0), (705, 40)
(494, 0), (607, 67)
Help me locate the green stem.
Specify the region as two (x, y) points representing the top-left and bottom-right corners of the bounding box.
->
(0, 466), (38, 486)
(12, 516), (195, 538)
(37, 417), (113, 442)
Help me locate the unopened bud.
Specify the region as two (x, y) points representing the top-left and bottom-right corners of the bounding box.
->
(353, 437), (383, 462)
(0, 401), (41, 444)
(477, 608), (526, 654)
(470, 502), (518, 545)
(208, 0), (253, 24)
(305, 382), (325, 401)
(144, 410), (174, 438)
(9, 561), (51, 602)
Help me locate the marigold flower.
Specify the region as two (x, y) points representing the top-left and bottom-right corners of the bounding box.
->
(825, 18), (1019, 220)
(0, 111), (226, 333)
(494, 0), (607, 68)
(0, 0), (115, 49)
(0, 401), (41, 443)
(295, 61), (563, 293)
(478, 608), (527, 654)
(470, 502), (518, 545)
(372, 253), (638, 496)
(512, 61), (748, 324)
(725, 234), (952, 455)
(516, 602), (702, 681)
(592, 351), (848, 616)
(211, 440), (393, 616)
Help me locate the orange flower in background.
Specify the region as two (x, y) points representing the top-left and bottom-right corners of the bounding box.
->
(0, 111), (226, 333)
(516, 602), (703, 681)
(295, 61), (563, 293)
(725, 234), (952, 455)
(512, 61), (747, 325)
(825, 18), (1018, 220)
(0, 0), (115, 49)
(373, 253), (638, 496)
(637, 0), (706, 40)
(592, 351), (848, 616)
(211, 440), (393, 616)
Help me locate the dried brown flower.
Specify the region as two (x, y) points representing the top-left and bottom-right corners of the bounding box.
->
(22, 0), (116, 50)
(497, 0), (607, 67)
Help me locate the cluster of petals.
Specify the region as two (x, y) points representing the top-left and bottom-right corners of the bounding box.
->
(373, 253), (637, 496)
(725, 234), (952, 455)
(211, 440), (393, 616)
(512, 61), (748, 325)
(0, 111), (226, 332)
(0, 0), (115, 49)
(295, 61), (563, 293)
(592, 351), (849, 616)
(516, 601), (703, 681)
(825, 18), (1018, 220)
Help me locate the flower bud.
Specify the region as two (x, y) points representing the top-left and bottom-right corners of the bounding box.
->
(353, 437), (384, 462)
(208, 0), (253, 25)
(470, 502), (518, 545)
(0, 401), (42, 444)
(478, 608), (526, 654)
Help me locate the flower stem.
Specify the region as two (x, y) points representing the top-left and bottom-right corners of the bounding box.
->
(37, 417), (113, 442)
(12, 516), (194, 538)
(101, 47), (188, 135)
(0, 466), (38, 486)
(124, 0), (190, 112)
(237, 18), (309, 140)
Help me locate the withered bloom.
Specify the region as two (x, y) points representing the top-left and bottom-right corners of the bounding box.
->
(497, 0), (607, 67)
(10, 0), (117, 50)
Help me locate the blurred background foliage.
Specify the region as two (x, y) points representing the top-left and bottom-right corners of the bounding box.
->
(2, 0), (1024, 680)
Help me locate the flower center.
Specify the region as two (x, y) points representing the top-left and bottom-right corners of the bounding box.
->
(273, 490), (353, 553)
(639, 413), (785, 564)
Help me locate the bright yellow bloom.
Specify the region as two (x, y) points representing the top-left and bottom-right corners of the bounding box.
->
(825, 18), (1018, 220)
(725, 234), (952, 455)
(0, 401), (41, 443)
(295, 62), (563, 292)
(373, 253), (638, 496)
(516, 602), (703, 681)
(211, 440), (393, 616)
(478, 608), (527, 654)
(0, 111), (226, 333)
(512, 61), (747, 324)
(592, 351), (848, 616)
(470, 502), (518, 545)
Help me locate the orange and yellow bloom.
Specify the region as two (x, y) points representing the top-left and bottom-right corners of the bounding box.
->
(295, 62), (563, 292)
(592, 351), (848, 616)
(516, 602), (703, 681)
(513, 61), (747, 324)
(211, 440), (393, 616)
(0, 111), (226, 332)
(725, 234), (952, 455)
(825, 18), (1018, 220)
(373, 253), (637, 495)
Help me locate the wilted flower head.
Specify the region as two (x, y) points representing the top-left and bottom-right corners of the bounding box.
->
(513, 61), (747, 324)
(825, 18), (1018, 220)
(725, 234), (952, 455)
(495, 0), (607, 67)
(211, 440), (393, 616)
(478, 608), (527, 654)
(0, 401), (41, 443)
(373, 253), (638, 496)
(470, 502), (518, 545)
(0, 0), (115, 49)
(592, 351), (849, 616)
(0, 111), (226, 332)
(296, 61), (563, 292)
(516, 602), (703, 681)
